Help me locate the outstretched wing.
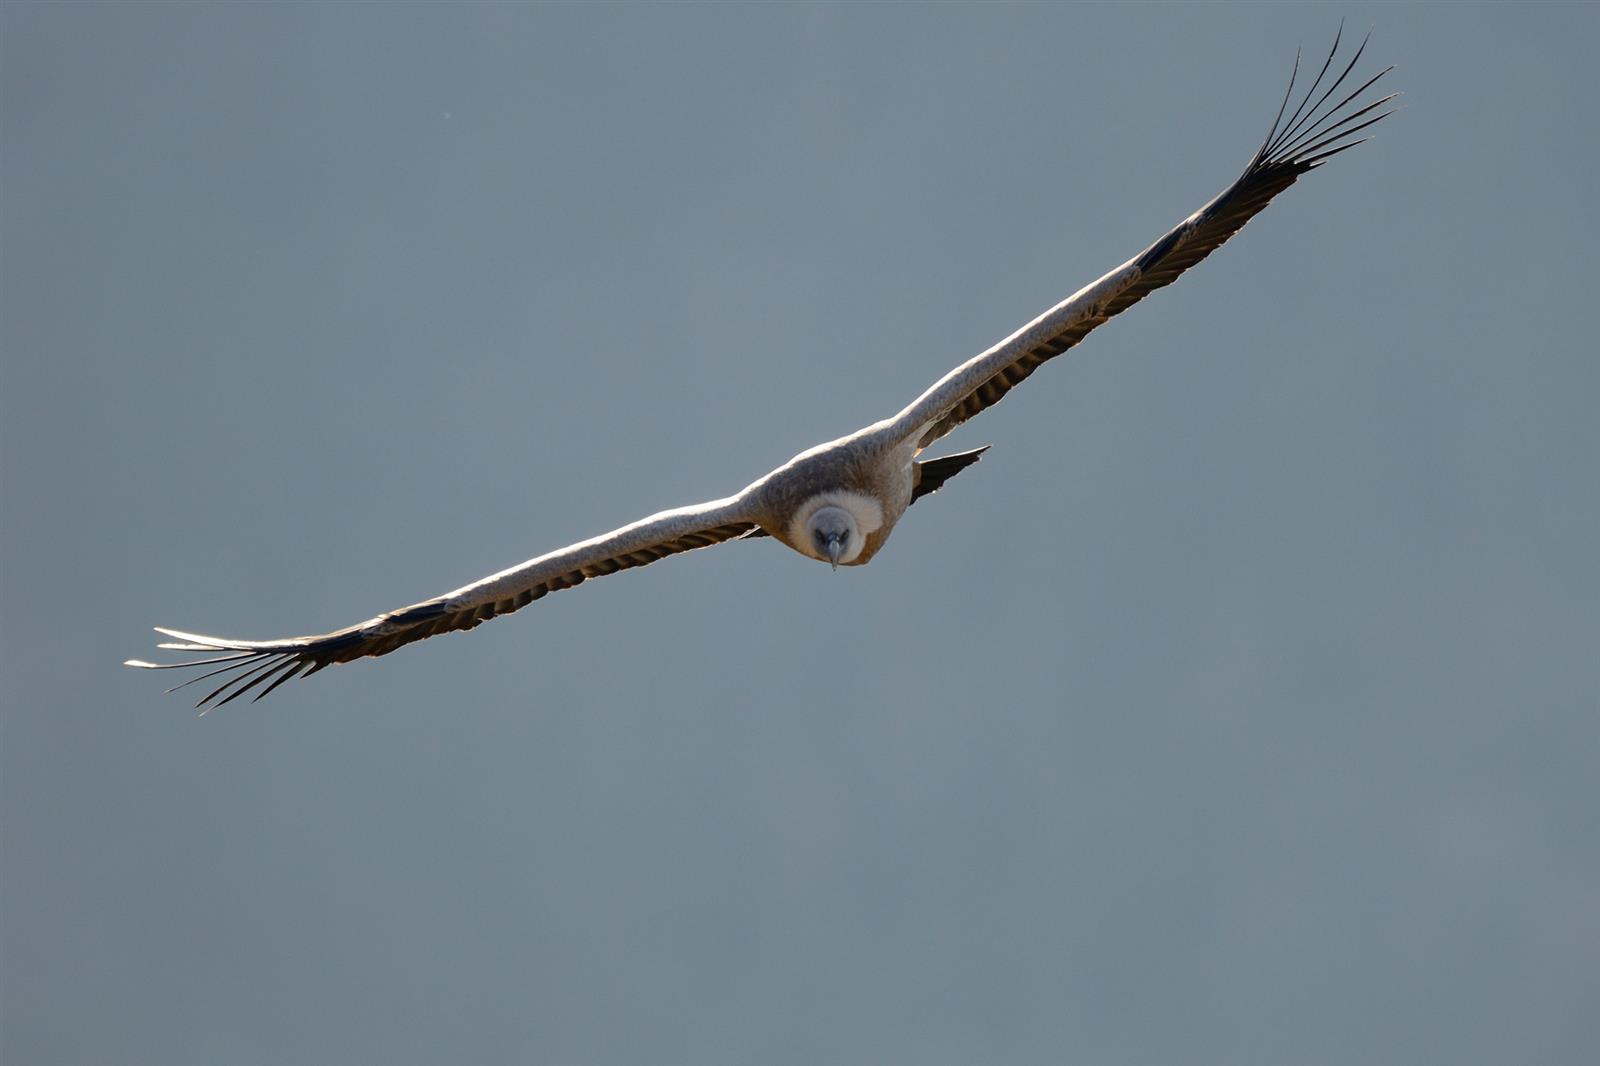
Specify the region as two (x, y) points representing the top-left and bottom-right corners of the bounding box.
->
(127, 497), (761, 709)
(889, 28), (1396, 449)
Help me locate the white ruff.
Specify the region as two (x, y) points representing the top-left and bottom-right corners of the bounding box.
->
(789, 491), (884, 564)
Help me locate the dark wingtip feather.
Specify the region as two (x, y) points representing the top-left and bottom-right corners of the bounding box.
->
(127, 625), (322, 712)
(1254, 28), (1394, 175)
(252, 659), (315, 703)
(195, 655), (284, 712)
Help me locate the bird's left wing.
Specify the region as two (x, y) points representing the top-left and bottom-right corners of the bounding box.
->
(127, 496), (761, 709)
(886, 29), (1395, 450)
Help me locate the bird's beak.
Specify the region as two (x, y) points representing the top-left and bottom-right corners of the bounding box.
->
(826, 533), (843, 571)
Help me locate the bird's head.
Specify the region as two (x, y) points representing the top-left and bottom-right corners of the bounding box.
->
(788, 490), (883, 570)
(804, 505), (860, 570)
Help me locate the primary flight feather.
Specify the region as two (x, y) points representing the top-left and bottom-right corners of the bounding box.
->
(128, 30), (1396, 709)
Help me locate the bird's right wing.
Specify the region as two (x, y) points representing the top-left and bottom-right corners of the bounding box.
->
(885, 28), (1396, 451)
(126, 495), (762, 709)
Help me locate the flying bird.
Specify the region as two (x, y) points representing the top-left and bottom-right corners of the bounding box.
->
(128, 31), (1396, 709)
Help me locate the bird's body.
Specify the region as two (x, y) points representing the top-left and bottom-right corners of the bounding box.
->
(755, 426), (912, 565)
(130, 31), (1396, 708)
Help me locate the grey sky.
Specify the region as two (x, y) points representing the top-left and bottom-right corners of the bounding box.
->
(3, 3), (1597, 1064)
